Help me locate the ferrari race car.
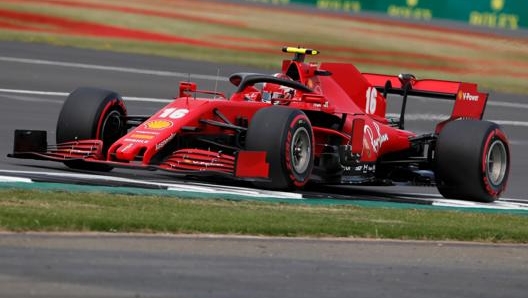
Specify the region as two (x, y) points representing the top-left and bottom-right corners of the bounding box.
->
(9, 47), (510, 202)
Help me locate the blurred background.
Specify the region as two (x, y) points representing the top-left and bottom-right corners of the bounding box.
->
(0, 0), (527, 93)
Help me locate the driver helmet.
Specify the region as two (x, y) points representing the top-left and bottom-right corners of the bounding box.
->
(262, 73), (295, 104)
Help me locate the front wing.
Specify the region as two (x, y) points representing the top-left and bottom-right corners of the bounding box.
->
(8, 129), (270, 181)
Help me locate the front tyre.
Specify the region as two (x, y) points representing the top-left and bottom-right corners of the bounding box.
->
(434, 120), (510, 202)
(56, 87), (127, 171)
(246, 106), (314, 190)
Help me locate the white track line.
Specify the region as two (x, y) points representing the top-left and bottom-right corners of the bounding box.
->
(488, 101), (528, 109)
(432, 199), (528, 210)
(0, 56), (229, 81)
(0, 175), (32, 183)
(0, 88), (172, 103)
(0, 88), (67, 97)
(0, 170), (302, 199)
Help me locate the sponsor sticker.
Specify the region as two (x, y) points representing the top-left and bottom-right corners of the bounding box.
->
(134, 130), (160, 135)
(144, 120), (173, 130)
(124, 138), (149, 144)
(463, 92), (479, 101)
(458, 90), (479, 101)
(156, 133), (176, 151)
(457, 90), (464, 100)
(364, 122), (389, 153)
(119, 143), (133, 153)
(130, 134), (154, 140)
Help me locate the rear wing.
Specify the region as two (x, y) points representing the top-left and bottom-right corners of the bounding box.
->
(362, 73), (488, 131)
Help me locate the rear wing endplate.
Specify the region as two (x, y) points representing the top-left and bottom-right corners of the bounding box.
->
(363, 73), (488, 132)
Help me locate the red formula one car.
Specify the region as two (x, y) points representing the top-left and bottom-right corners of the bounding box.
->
(9, 47), (510, 202)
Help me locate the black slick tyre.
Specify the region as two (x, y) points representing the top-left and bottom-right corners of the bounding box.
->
(434, 119), (509, 202)
(56, 87), (127, 171)
(246, 106), (314, 190)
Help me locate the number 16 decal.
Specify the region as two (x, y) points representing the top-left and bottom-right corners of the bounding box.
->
(366, 87), (377, 115)
(159, 108), (189, 119)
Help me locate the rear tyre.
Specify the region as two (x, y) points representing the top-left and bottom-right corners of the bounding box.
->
(56, 87), (127, 171)
(434, 120), (509, 202)
(246, 106), (314, 190)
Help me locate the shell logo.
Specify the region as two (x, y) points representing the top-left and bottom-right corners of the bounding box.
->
(407, 0), (418, 7)
(491, 0), (505, 11)
(144, 120), (173, 130)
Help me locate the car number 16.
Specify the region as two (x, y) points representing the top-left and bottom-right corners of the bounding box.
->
(159, 108), (190, 119)
(366, 87), (377, 115)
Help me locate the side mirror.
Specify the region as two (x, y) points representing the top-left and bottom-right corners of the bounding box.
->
(229, 74), (242, 87)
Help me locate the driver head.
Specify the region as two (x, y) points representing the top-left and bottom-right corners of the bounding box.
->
(262, 73), (295, 104)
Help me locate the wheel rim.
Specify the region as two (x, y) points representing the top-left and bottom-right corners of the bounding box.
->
(290, 127), (311, 174)
(100, 110), (123, 147)
(486, 140), (507, 186)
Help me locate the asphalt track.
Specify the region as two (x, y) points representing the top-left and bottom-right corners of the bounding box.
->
(1, 41), (528, 297)
(0, 232), (527, 298)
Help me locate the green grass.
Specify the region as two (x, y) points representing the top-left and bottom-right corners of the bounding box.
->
(1, 189), (527, 243)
